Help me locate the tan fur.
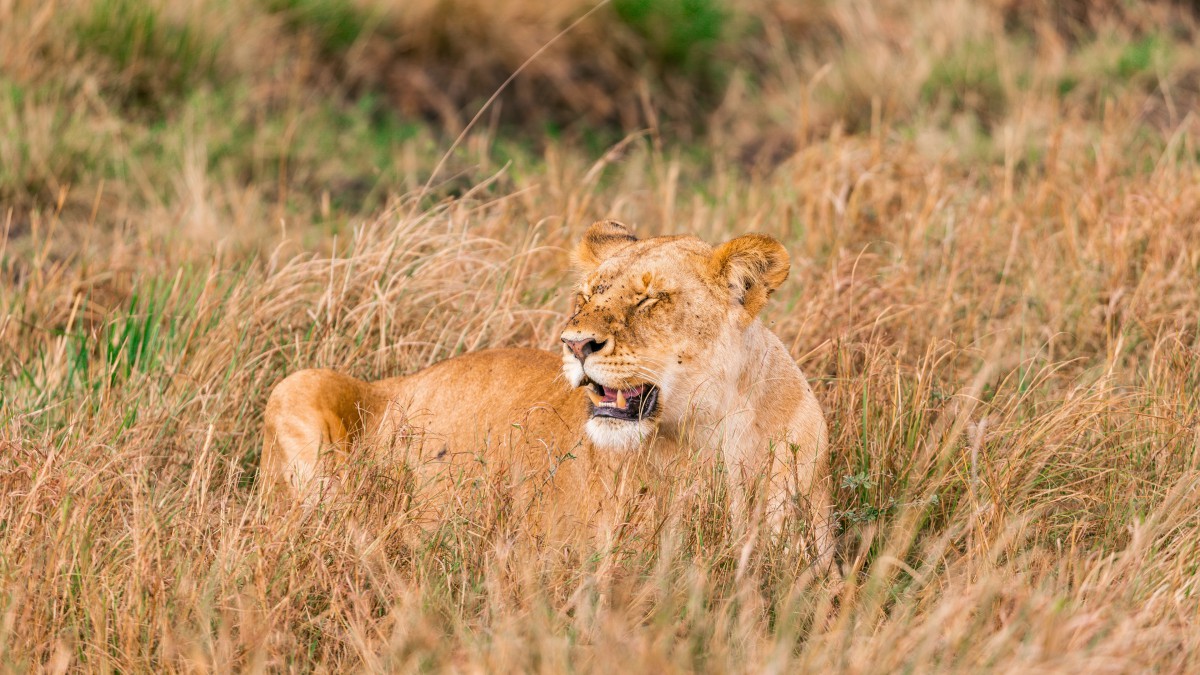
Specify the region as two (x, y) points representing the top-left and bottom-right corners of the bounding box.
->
(262, 221), (833, 562)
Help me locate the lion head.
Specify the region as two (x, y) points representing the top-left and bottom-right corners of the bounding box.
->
(560, 220), (791, 452)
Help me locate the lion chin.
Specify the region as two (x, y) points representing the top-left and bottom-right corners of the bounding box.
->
(584, 416), (656, 453)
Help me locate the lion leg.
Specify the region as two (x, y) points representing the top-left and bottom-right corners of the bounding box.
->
(758, 407), (836, 573)
(792, 432), (836, 574)
(802, 466), (836, 573)
(723, 435), (775, 542)
(261, 369), (377, 504)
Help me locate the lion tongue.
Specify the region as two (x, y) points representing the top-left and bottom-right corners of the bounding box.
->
(601, 385), (644, 408)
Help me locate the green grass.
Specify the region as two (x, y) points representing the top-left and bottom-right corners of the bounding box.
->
(1115, 34), (1167, 78)
(72, 0), (220, 113)
(264, 0), (374, 55)
(613, 0), (727, 66)
(921, 41), (1007, 128)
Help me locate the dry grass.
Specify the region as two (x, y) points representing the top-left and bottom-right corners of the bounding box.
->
(2, 0), (1200, 671)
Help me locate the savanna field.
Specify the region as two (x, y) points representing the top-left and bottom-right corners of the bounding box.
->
(3, 0), (1200, 671)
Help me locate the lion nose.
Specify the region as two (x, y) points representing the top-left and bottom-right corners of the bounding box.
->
(562, 337), (605, 362)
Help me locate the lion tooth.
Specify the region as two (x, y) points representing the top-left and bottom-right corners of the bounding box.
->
(616, 389), (627, 408)
(585, 388), (602, 405)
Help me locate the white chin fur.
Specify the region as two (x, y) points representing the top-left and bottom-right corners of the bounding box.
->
(586, 417), (653, 453)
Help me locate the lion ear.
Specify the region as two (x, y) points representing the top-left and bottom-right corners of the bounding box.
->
(709, 234), (790, 316)
(573, 220), (637, 271)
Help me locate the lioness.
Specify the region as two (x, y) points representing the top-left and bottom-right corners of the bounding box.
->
(262, 220), (832, 561)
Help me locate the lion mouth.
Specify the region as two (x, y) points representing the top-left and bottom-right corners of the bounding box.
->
(579, 378), (660, 421)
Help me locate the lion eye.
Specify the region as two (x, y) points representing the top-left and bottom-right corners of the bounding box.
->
(637, 295), (659, 310)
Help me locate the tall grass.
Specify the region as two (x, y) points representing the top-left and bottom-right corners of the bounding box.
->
(2, 0), (1200, 670)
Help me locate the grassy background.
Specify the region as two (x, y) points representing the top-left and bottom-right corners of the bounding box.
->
(3, 0), (1200, 670)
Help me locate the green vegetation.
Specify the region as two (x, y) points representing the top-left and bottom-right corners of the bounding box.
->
(264, 0), (374, 55)
(921, 41), (1007, 127)
(613, 0), (727, 65)
(1115, 34), (1166, 78)
(72, 0), (219, 112)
